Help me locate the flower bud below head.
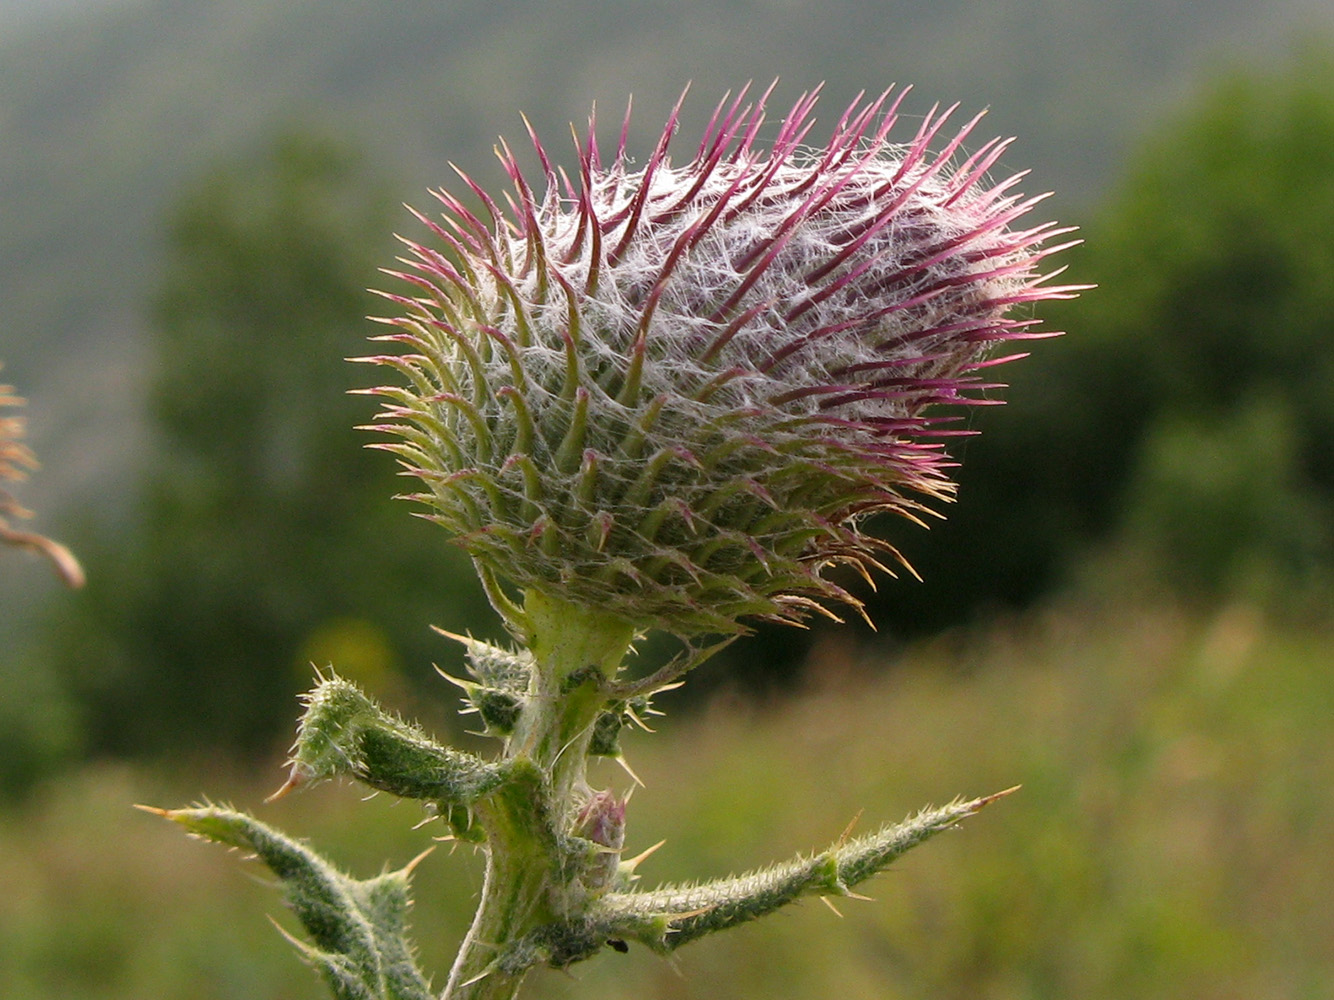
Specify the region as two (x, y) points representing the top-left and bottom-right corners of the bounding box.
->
(362, 84), (1084, 637)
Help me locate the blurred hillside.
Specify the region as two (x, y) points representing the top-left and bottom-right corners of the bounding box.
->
(4, 0), (1334, 778)
(0, 0), (128, 35)
(4, 0), (1331, 500)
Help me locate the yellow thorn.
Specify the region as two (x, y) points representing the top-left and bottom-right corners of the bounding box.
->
(616, 755), (646, 788)
(267, 914), (308, 950)
(621, 839), (666, 873)
(429, 625), (471, 646)
(434, 662), (474, 689)
(836, 809), (864, 846)
(458, 966), (495, 990)
(664, 905), (714, 923)
(403, 846), (437, 876)
(624, 705), (656, 733)
(264, 767), (304, 803)
(973, 785), (1022, 810)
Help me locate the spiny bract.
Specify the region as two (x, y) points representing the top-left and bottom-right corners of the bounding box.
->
(361, 83), (1082, 635)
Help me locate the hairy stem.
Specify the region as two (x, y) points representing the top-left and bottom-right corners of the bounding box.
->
(443, 764), (554, 1000)
(442, 590), (635, 999)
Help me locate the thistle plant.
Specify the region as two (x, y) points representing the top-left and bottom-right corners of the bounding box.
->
(150, 83), (1083, 1000)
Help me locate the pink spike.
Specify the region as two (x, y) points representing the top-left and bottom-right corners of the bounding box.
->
(794, 286), (953, 349)
(495, 135), (549, 289)
(616, 93), (634, 162)
(583, 178), (603, 295)
(557, 163), (577, 200)
(426, 187), (488, 254)
(706, 82), (751, 158)
(640, 169), (751, 332)
(863, 86), (906, 146)
(727, 146), (877, 285)
(732, 79), (780, 160)
(881, 101), (958, 191)
(771, 85), (823, 154)
(696, 87), (735, 160)
(655, 98), (749, 219)
(829, 88), (870, 143)
(970, 169), (1032, 211)
(723, 116), (816, 218)
(445, 165), (508, 235)
(965, 352), (1031, 371)
(563, 167), (593, 265)
(867, 117), (983, 219)
(944, 135), (1015, 205)
(607, 86), (689, 263)
(932, 107), (989, 169)
(520, 112), (554, 179)
(699, 299), (778, 363)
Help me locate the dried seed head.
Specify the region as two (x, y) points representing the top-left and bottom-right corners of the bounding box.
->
(362, 84), (1083, 635)
(1, 364), (84, 588)
(0, 369), (38, 516)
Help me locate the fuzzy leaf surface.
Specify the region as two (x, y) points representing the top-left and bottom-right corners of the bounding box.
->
(288, 674), (504, 806)
(592, 791), (1011, 953)
(158, 804), (433, 1000)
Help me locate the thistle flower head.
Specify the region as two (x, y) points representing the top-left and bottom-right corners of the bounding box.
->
(363, 84), (1083, 636)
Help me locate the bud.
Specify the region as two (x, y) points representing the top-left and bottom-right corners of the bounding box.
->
(574, 787), (627, 850)
(573, 787), (627, 893)
(363, 84), (1082, 635)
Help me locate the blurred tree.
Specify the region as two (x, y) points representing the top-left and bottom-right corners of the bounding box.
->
(870, 44), (1334, 623)
(1119, 395), (1328, 594)
(1069, 44), (1334, 599)
(52, 132), (493, 759)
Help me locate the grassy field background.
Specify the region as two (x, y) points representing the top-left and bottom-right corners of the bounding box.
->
(3, 594), (1330, 1000)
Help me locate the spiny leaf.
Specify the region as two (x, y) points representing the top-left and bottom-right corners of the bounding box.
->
(590, 789), (1015, 953)
(144, 805), (433, 1000)
(282, 673), (505, 811)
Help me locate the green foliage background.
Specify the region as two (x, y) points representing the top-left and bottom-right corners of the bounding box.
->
(46, 133), (495, 759)
(3, 0), (1334, 995)
(895, 45), (1334, 625)
(2, 1), (1332, 770)
(34, 43), (1334, 767)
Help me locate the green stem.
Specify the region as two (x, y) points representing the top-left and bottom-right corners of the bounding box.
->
(441, 590), (635, 1000)
(511, 588), (636, 806)
(443, 864), (531, 1000)
(442, 763), (553, 1000)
